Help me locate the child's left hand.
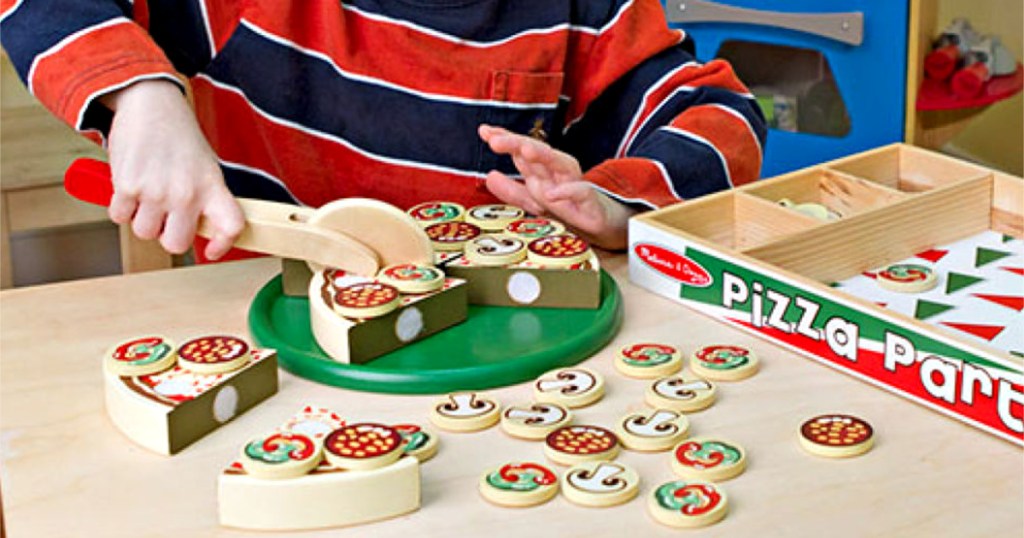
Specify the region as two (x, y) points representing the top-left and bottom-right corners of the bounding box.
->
(479, 124), (635, 250)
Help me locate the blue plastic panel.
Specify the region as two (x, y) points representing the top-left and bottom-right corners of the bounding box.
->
(668, 0), (908, 177)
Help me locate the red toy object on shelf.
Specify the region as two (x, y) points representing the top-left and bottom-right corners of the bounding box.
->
(917, 63), (1023, 111)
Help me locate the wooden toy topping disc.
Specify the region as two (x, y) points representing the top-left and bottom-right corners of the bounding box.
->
(671, 438), (747, 481)
(562, 461), (640, 507)
(533, 367), (605, 408)
(105, 336), (178, 376)
(394, 423), (440, 462)
(324, 423), (403, 470)
(544, 425), (619, 465)
(500, 402), (573, 440)
(615, 343), (683, 379)
(177, 335), (251, 375)
(332, 282), (401, 319)
(240, 432), (323, 479)
(690, 344), (759, 381)
(407, 201), (466, 226)
(479, 462), (559, 507)
(465, 204), (525, 231)
(799, 414), (875, 458)
(616, 408), (690, 452)
(645, 375), (717, 412)
(648, 480), (728, 528)
(876, 263), (938, 293)
(425, 221), (482, 251)
(527, 234), (591, 267)
(377, 263), (445, 294)
(504, 218), (565, 240)
(429, 392), (501, 432)
(464, 234), (527, 267)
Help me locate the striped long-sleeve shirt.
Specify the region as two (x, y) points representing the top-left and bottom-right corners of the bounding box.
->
(1, 0), (766, 211)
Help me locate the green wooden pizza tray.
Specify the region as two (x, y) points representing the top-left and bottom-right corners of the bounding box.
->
(248, 271), (622, 394)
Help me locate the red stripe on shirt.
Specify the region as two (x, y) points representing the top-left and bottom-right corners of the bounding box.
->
(583, 157), (679, 208)
(243, 3), (566, 104)
(618, 59), (753, 156)
(30, 21), (178, 127)
(670, 104), (762, 187)
(564, 0), (682, 123)
(191, 76), (502, 210)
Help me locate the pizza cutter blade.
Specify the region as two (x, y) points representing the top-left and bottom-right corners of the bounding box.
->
(64, 158), (382, 276)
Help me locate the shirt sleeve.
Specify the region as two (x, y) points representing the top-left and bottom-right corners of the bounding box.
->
(0, 0), (242, 142)
(560, 0), (767, 209)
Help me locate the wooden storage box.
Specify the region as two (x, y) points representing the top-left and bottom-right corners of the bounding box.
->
(629, 144), (1023, 445)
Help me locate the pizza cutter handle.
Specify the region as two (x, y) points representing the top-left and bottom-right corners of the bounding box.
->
(64, 158), (381, 276)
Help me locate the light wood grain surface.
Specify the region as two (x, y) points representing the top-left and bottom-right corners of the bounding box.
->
(1, 256), (1021, 537)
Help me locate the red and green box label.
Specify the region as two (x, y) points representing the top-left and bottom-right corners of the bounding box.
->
(630, 239), (1023, 446)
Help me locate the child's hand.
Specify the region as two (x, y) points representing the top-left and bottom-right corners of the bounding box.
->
(100, 79), (245, 260)
(478, 124), (635, 250)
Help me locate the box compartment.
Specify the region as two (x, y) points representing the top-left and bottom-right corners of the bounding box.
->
(744, 167), (908, 220)
(828, 144), (991, 193)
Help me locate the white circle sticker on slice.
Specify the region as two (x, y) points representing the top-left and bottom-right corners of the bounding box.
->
(614, 343), (683, 379)
(506, 271), (543, 304)
(331, 281), (401, 319)
(394, 306), (424, 343)
(533, 366), (605, 408)
(465, 204), (525, 231)
(504, 217), (565, 240)
(500, 402), (572, 440)
(479, 462), (559, 507)
(394, 423), (440, 463)
(648, 480), (728, 528)
(544, 425), (620, 466)
(464, 234), (526, 266)
(377, 263), (445, 294)
(876, 263), (938, 293)
(616, 408), (690, 452)
(240, 432), (323, 480)
(177, 335), (251, 375)
(323, 423), (403, 471)
(562, 461), (640, 508)
(645, 375), (717, 412)
(407, 201), (465, 226)
(799, 414), (875, 458)
(429, 392), (500, 432)
(526, 234), (591, 268)
(104, 336), (178, 376)
(690, 344), (759, 381)
(671, 437), (747, 482)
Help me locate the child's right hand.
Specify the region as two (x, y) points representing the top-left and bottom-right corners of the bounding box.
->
(99, 79), (245, 261)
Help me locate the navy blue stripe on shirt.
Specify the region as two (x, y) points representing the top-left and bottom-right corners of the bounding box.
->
(633, 128), (732, 198)
(204, 22), (556, 176)
(146, 0), (214, 76)
(0, 0), (128, 80)
(559, 45), (699, 170)
(628, 87), (767, 157)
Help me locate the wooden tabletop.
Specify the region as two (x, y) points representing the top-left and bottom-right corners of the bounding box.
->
(1, 256), (1021, 537)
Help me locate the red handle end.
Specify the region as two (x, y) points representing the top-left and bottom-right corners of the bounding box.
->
(64, 158), (115, 207)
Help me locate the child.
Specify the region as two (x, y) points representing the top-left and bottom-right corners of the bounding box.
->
(1, 0), (765, 260)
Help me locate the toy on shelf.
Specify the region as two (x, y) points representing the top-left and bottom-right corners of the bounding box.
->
(919, 19), (1022, 111)
(104, 335), (278, 455)
(218, 406), (422, 531)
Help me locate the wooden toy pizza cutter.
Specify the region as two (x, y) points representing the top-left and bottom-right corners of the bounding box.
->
(64, 159), (433, 275)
